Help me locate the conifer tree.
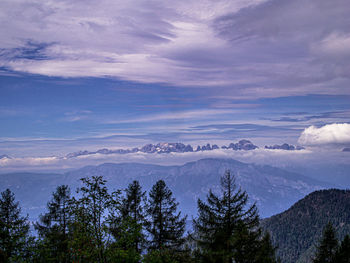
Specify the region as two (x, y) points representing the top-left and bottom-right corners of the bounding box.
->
(70, 176), (112, 262)
(106, 182), (143, 263)
(313, 223), (338, 263)
(193, 170), (277, 263)
(34, 185), (71, 262)
(334, 234), (350, 263)
(0, 189), (30, 262)
(255, 232), (279, 263)
(121, 180), (146, 225)
(119, 180), (146, 252)
(145, 180), (187, 251)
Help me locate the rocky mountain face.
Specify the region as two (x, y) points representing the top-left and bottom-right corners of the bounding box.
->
(222, 139), (259, 150)
(0, 158), (331, 222)
(262, 189), (350, 263)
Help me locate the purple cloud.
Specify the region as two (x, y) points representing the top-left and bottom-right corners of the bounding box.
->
(0, 0), (348, 98)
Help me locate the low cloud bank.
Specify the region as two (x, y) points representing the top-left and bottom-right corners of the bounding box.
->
(1, 147), (348, 174)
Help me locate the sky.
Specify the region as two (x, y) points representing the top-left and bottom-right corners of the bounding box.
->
(0, 0), (350, 173)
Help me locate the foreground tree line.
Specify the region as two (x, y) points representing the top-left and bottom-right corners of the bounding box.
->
(2, 171), (279, 262)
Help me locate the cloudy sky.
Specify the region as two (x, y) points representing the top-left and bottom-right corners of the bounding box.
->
(0, 0), (349, 171)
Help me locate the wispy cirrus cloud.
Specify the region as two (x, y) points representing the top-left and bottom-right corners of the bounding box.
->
(266, 110), (350, 123)
(61, 110), (92, 122)
(103, 109), (239, 124)
(0, 0), (349, 98)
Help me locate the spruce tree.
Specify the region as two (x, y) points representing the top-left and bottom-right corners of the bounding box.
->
(334, 234), (350, 263)
(313, 222), (338, 263)
(106, 180), (144, 263)
(119, 180), (146, 252)
(34, 185), (71, 262)
(255, 232), (279, 263)
(145, 180), (187, 251)
(0, 189), (30, 262)
(193, 170), (277, 263)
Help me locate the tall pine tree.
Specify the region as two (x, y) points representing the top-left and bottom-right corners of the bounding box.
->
(0, 189), (30, 262)
(106, 180), (144, 262)
(34, 185), (71, 262)
(193, 170), (277, 263)
(335, 235), (350, 263)
(313, 223), (338, 263)
(145, 180), (187, 251)
(119, 180), (146, 252)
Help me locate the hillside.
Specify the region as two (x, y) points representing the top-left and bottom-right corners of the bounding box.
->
(0, 158), (331, 221)
(262, 189), (350, 263)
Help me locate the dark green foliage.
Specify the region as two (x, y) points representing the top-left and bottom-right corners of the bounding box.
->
(313, 223), (338, 263)
(262, 189), (350, 263)
(145, 180), (187, 251)
(119, 180), (146, 252)
(105, 180), (145, 262)
(0, 189), (30, 262)
(142, 249), (178, 263)
(193, 170), (277, 263)
(312, 226), (350, 263)
(105, 216), (142, 263)
(142, 248), (196, 263)
(34, 185), (71, 262)
(69, 176), (112, 262)
(255, 232), (280, 263)
(335, 234), (350, 263)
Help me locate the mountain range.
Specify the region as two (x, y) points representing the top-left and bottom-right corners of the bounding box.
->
(0, 158), (331, 222)
(0, 141), (308, 160)
(65, 140), (260, 158)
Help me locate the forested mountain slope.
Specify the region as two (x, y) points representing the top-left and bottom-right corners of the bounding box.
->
(262, 189), (350, 263)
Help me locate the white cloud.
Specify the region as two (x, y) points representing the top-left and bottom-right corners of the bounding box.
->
(0, 156), (59, 168)
(298, 123), (350, 146)
(2, 147), (350, 176)
(312, 32), (350, 58)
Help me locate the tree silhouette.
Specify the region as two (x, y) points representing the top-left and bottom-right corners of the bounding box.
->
(119, 180), (146, 253)
(334, 234), (350, 263)
(313, 223), (338, 263)
(70, 176), (111, 262)
(145, 180), (186, 251)
(193, 170), (277, 263)
(0, 189), (30, 262)
(34, 185), (71, 262)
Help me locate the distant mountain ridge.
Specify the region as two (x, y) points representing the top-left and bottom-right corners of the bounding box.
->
(64, 139), (303, 159)
(262, 189), (350, 263)
(1, 140), (309, 160)
(65, 140), (259, 158)
(0, 158), (331, 222)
